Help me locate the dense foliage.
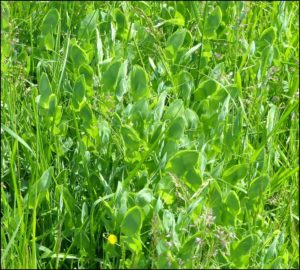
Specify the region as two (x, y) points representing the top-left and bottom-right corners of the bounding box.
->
(1, 1), (299, 269)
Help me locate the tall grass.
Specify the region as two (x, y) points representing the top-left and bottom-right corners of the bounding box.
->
(1, 1), (299, 269)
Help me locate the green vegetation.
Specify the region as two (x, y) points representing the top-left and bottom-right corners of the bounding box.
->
(1, 1), (299, 269)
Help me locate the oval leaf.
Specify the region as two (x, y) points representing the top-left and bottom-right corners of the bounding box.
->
(204, 6), (222, 37)
(259, 27), (276, 48)
(166, 150), (199, 177)
(223, 164), (248, 185)
(41, 8), (59, 34)
(39, 73), (52, 108)
(166, 29), (187, 56)
(248, 175), (269, 198)
(226, 190), (240, 214)
(103, 60), (122, 92)
(164, 99), (184, 120)
(70, 44), (89, 69)
(73, 75), (86, 103)
(130, 65), (149, 99)
(194, 79), (219, 101)
(121, 206), (143, 236)
(167, 116), (186, 140)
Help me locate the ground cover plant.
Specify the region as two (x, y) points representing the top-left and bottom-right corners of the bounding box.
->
(1, 1), (299, 269)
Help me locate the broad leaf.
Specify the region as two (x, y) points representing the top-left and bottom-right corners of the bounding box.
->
(223, 164), (248, 185)
(163, 99), (184, 120)
(103, 60), (122, 92)
(248, 175), (269, 198)
(130, 65), (149, 99)
(166, 29), (187, 56)
(73, 75), (86, 103)
(38, 73), (52, 108)
(41, 8), (60, 34)
(121, 206), (143, 236)
(28, 167), (54, 208)
(194, 79), (219, 101)
(70, 44), (89, 69)
(259, 27), (276, 48)
(226, 190), (240, 214)
(167, 116), (186, 140)
(204, 6), (222, 37)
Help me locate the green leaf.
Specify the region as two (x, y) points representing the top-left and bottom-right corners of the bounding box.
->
(115, 9), (127, 30)
(70, 44), (89, 69)
(267, 105), (277, 136)
(81, 202), (88, 224)
(1, 2), (10, 30)
(226, 190), (240, 214)
(163, 99), (184, 120)
(78, 10), (98, 38)
(131, 99), (149, 121)
(166, 150), (199, 177)
(204, 6), (222, 37)
(96, 28), (103, 63)
(260, 46), (274, 80)
(223, 164), (248, 185)
(259, 27), (276, 48)
(184, 108), (199, 130)
(162, 210), (175, 233)
(2, 124), (35, 157)
(135, 188), (153, 207)
(194, 79), (219, 101)
(28, 167), (54, 208)
(73, 75), (86, 103)
(231, 235), (254, 266)
(79, 102), (93, 128)
(121, 206), (143, 236)
(100, 201), (115, 229)
(121, 125), (141, 151)
(235, 70), (242, 93)
(248, 175), (269, 199)
(121, 235), (142, 253)
(114, 8), (127, 39)
(185, 168), (202, 190)
(48, 94), (57, 117)
(167, 116), (186, 140)
(175, 71), (194, 102)
(79, 64), (94, 87)
(39, 73), (52, 108)
(44, 33), (55, 51)
(265, 256), (283, 269)
(157, 251), (178, 269)
(154, 92), (167, 121)
(41, 8), (59, 34)
(162, 139), (178, 157)
(179, 232), (202, 260)
(168, 11), (185, 26)
(130, 65), (149, 99)
(103, 60), (122, 93)
(265, 231), (280, 262)
(222, 207), (235, 226)
(166, 29), (187, 56)
(209, 181), (223, 208)
(116, 61), (128, 100)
